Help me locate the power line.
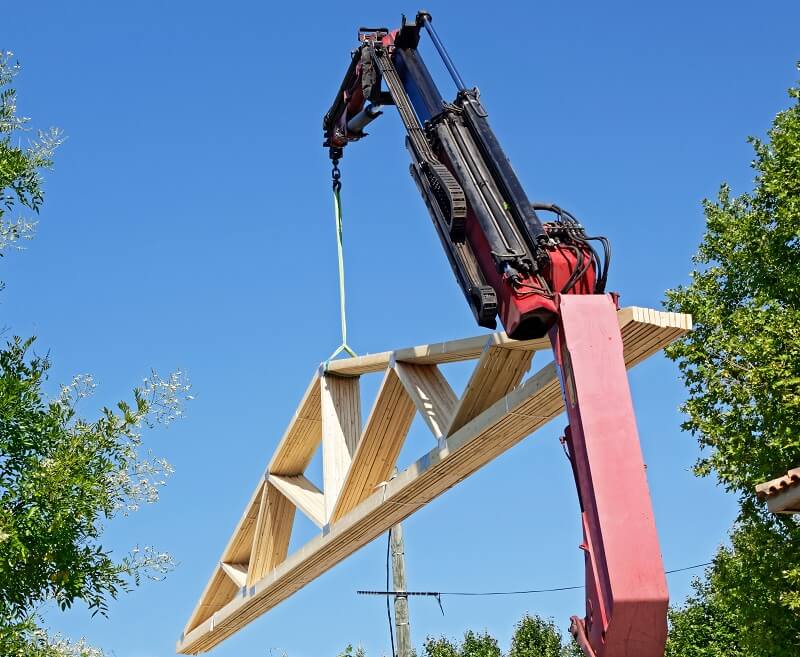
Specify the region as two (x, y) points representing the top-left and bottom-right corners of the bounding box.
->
(358, 561), (712, 599)
(663, 561), (714, 575)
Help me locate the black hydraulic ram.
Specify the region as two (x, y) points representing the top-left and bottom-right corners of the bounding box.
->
(322, 12), (606, 339)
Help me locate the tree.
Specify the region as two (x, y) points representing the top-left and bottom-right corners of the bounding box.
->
(0, 53), (191, 656)
(0, 51), (61, 260)
(421, 613), (580, 657)
(423, 630), (501, 657)
(508, 615), (582, 657)
(459, 631), (502, 657)
(0, 338), (190, 652)
(423, 636), (461, 657)
(665, 572), (743, 657)
(338, 645), (367, 657)
(664, 64), (800, 655)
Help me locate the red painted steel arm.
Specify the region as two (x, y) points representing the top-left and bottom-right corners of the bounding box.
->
(550, 294), (668, 657)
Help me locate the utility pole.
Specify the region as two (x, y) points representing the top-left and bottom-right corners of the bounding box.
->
(390, 522), (411, 657)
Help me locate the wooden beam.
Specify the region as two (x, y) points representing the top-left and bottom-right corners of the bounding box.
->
(268, 375), (322, 476)
(447, 337), (534, 436)
(618, 307), (692, 368)
(325, 334), (550, 376)
(178, 361), (563, 654)
(321, 374), (362, 521)
(268, 474), (326, 528)
(177, 308), (691, 653)
(183, 481), (265, 634)
(182, 566), (240, 641)
(323, 351), (394, 377)
(220, 562), (248, 588)
(331, 368), (416, 523)
(220, 481), (265, 565)
(320, 308), (688, 377)
(394, 334), (548, 364)
(246, 483), (296, 587)
(394, 362), (457, 441)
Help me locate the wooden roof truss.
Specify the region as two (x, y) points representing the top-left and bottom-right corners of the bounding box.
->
(177, 306), (690, 654)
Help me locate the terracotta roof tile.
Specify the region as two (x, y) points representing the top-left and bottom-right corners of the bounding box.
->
(755, 467), (800, 514)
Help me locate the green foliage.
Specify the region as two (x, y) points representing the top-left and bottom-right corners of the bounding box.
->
(665, 77), (800, 497)
(509, 615), (560, 657)
(508, 614), (581, 657)
(420, 614), (579, 657)
(459, 631), (502, 657)
(665, 572), (743, 657)
(423, 631), (502, 657)
(0, 51), (62, 255)
(423, 636), (461, 657)
(0, 618), (103, 657)
(0, 337), (190, 653)
(664, 65), (800, 655)
(338, 644), (367, 657)
(664, 516), (800, 657)
(0, 51), (190, 656)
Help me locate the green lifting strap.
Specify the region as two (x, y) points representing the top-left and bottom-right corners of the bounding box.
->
(327, 183), (358, 362)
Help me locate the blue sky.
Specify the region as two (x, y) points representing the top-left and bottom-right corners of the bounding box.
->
(4, 1), (799, 656)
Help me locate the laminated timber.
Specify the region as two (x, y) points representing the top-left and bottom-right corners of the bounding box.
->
(177, 306), (691, 654)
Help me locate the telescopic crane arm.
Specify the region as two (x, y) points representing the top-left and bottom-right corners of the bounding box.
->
(323, 12), (668, 657)
(323, 12), (609, 340)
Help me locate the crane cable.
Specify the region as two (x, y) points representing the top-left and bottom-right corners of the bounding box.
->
(327, 156), (358, 362)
